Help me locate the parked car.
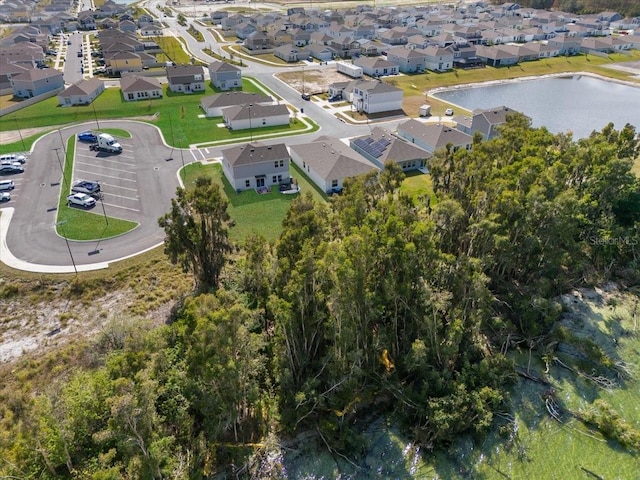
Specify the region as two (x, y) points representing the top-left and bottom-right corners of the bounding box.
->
(445, 108), (454, 116)
(67, 192), (96, 208)
(301, 93), (311, 101)
(0, 180), (15, 191)
(0, 163), (24, 174)
(0, 153), (26, 164)
(0, 191), (10, 202)
(77, 131), (98, 142)
(71, 180), (101, 196)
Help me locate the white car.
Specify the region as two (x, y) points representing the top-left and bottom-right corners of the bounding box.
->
(0, 191), (10, 202)
(445, 108), (454, 116)
(67, 192), (96, 208)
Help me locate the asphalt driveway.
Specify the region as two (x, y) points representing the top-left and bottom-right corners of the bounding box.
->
(1, 120), (181, 270)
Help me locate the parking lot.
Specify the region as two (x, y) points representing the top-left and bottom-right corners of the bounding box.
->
(0, 152), (30, 205)
(73, 139), (140, 217)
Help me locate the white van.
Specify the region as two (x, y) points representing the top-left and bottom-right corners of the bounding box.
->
(0, 179), (15, 191)
(0, 153), (26, 164)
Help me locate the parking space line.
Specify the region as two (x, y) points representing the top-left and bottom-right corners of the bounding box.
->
(190, 150), (203, 161)
(102, 183), (138, 192)
(75, 166), (137, 178)
(103, 192), (139, 202)
(102, 202), (140, 212)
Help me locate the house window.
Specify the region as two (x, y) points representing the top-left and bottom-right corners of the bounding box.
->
(279, 160), (284, 167)
(272, 175), (277, 183)
(331, 180), (338, 187)
(128, 93), (134, 100)
(277, 175), (282, 182)
(274, 161), (279, 168)
(245, 180), (251, 188)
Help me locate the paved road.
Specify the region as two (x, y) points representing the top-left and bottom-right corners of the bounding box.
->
(1, 121), (180, 271)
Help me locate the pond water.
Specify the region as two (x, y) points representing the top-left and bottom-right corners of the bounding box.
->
(432, 75), (640, 139)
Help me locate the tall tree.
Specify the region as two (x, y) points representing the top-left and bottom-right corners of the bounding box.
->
(158, 177), (232, 292)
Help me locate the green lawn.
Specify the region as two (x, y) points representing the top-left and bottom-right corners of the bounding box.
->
(1, 79), (314, 148)
(178, 162), (433, 243)
(390, 51), (640, 97)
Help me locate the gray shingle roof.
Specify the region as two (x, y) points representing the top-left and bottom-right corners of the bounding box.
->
(222, 142), (289, 167)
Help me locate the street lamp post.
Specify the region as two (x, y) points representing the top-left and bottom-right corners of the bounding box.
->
(248, 103), (253, 142)
(55, 221), (78, 275)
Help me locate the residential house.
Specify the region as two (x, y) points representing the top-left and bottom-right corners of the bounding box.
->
(454, 105), (518, 139)
(350, 127), (431, 171)
(140, 23), (164, 36)
(397, 120), (473, 153)
(166, 65), (205, 93)
(422, 45), (454, 71)
(357, 39), (381, 56)
(9, 67), (64, 98)
(235, 21), (258, 40)
(58, 78), (105, 106)
(273, 44), (309, 62)
(222, 103), (290, 130)
(547, 34), (582, 55)
(289, 28), (311, 46)
(351, 80), (403, 114)
(475, 44), (519, 66)
(330, 37), (362, 59)
(387, 46), (427, 73)
(353, 56), (400, 77)
(77, 11), (97, 30)
(120, 74), (163, 102)
(245, 32), (271, 51)
(208, 61), (242, 90)
(307, 43), (335, 62)
(106, 51), (143, 75)
(200, 91), (273, 117)
(310, 31), (334, 45)
(221, 142), (291, 192)
(379, 29), (409, 46)
(119, 19), (137, 33)
(289, 135), (378, 193)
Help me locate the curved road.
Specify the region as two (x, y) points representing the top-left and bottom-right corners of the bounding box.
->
(1, 121), (180, 272)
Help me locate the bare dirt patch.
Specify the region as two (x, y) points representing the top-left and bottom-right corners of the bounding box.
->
(276, 65), (353, 95)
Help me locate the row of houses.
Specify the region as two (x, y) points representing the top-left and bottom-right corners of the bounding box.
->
(221, 106), (516, 194)
(218, 3), (640, 67)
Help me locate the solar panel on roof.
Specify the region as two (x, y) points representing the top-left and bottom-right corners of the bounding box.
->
(364, 137), (374, 144)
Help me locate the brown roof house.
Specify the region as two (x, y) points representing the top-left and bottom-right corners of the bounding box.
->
(120, 74), (162, 102)
(221, 142), (291, 192)
(289, 135), (378, 194)
(58, 77), (105, 106)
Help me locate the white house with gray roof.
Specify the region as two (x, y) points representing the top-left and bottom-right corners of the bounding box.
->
(353, 56), (400, 77)
(397, 120), (473, 154)
(166, 65), (205, 93)
(221, 142), (291, 192)
(120, 74), (162, 102)
(289, 135), (378, 193)
(350, 80), (403, 114)
(454, 105), (520, 140)
(222, 103), (290, 131)
(200, 91), (273, 117)
(58, 77), (105, 106)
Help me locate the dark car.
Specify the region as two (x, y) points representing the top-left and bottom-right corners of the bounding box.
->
(0, 164), (24, 174)
(71, 180), (101, 196)
(77, 131), (97, 142)
(301, 93), (311, 101)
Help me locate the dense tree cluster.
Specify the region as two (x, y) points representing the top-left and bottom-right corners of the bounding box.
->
(1, 116), (638, 477)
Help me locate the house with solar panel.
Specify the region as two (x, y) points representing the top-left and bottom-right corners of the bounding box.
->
(350, 127), (432, 171)
(289, 135), (378, 194)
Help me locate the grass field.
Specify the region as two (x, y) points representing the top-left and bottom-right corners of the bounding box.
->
(0, 79), (312, 148)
